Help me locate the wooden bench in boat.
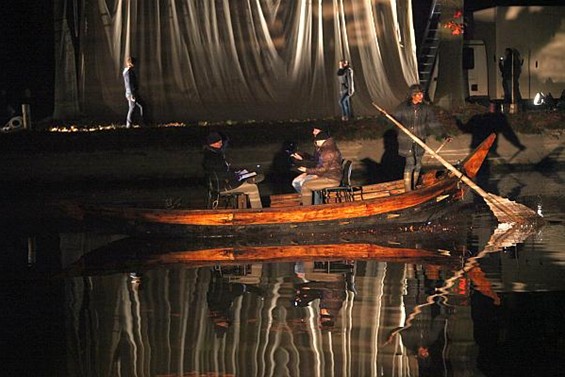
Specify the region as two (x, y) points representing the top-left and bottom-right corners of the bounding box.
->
(353, 180), (405, 201)
(269, 193), (302, 208)
(268, 180), (405, 208)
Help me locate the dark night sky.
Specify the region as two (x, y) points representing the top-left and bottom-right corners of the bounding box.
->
(1, 0), (54, 118)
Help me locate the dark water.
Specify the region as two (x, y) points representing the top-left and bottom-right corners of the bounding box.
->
(1, 169), (564, 377)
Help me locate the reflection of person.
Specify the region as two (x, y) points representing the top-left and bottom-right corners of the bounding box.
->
(337, 60), (354, 121)
(394, 84), (450, 191)
(399, 307), (447, 377)
(291, 131), (342, 206)
(206, 269), (263, 337)
(206, 270), (245, 337)
(498, 48), (523, 104)
(202, 131), (263, 208)
(123, 56), (144, 128)
(294, 276), (348, 330)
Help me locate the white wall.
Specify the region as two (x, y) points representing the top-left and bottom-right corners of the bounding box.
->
(475, 6), (565, 101)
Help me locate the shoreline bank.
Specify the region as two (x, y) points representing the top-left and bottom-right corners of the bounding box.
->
(0, 130), (562, 186)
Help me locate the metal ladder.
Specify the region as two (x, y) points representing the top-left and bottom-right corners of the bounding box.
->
(417, 0), (442, 95)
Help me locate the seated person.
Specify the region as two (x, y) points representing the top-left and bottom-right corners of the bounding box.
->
(291, 131), (342, 206)
(288, 126), (326, 169)
(202, 131), (263, 209)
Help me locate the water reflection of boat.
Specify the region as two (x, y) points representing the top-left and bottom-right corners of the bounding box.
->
(70, 134), (496, 238)
(60, 205), (545, 377)
(65, 235), (463, 277)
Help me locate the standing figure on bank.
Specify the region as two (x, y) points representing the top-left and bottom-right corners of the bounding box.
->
(291, 131), (342, 206)
(202, 131), (263, 209)
(498, 48), (523, 104)
(123, 56), (144, 128)
(337, 59), (354, 121)
(394, 84), (450, 192)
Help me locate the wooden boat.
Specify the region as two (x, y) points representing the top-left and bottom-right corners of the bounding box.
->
(75, 134), (496, 238)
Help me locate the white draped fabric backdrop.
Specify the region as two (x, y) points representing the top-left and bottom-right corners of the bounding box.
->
(54, 0), (419, 123)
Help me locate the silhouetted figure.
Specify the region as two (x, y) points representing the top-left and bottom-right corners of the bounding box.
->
(269, 140), (301, 194)
(468, 107), (525, 152)
(471, 289), (504, 376)
(379, 129), (405, 182)
(460, 105), (526, 190)
(399, 307), (448, 377)
(289, 126), (326, 169)
(499, 48), (523, 104)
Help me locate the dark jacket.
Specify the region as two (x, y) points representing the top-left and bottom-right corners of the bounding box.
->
(305, 137), (342, 181)
(498, 51), (522, 80)
(393, 101), (439, 158)
(337, 66), (354, 95)
(202, 145), (242, 190)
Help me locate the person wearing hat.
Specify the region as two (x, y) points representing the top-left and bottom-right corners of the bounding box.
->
(393, 84), (450, 191)
(202, 131), (263, 209)
(291, 130), (342, 206)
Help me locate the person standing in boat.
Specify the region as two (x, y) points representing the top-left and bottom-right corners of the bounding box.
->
(202, 131), (263, 209)
(291, 130), (342, 206)
(393, 84), (450, 191)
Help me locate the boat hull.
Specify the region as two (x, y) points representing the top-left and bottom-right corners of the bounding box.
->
(77, 134), (496, 238)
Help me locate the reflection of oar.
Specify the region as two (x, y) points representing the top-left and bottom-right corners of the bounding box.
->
(372, 102), (539, 225)
(383, 219), (542, 346)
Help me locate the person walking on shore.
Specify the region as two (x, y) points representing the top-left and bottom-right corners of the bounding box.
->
(123, 56), (144, 128)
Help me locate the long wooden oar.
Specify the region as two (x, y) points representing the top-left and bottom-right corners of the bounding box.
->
(422, 137), (450, 164)
(372, 102), (540, 225)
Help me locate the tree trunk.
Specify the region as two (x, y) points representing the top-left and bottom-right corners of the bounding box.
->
(434, 0), (465, 110)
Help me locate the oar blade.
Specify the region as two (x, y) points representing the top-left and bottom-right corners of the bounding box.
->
(484, 193), (540, 225)
(371, 101), (542, 225)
